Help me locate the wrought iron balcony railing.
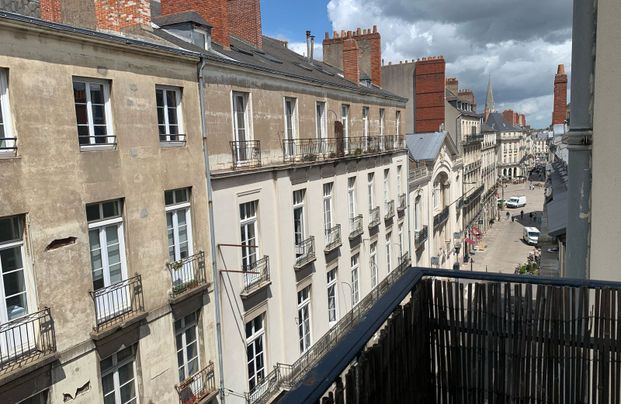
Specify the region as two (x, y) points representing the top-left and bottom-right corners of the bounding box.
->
(230, 140), (261, 169)
(384, 200), (395, 220)
(397, 193), (407, 213)
(241, 256), (270, 297)
(414, 225), (428, 249)
(89, 274), (144, 333)
(167, 251), (207, 300)
(348, 215), (363, 240)
(0, 137), (17, 151)
(294, 236), (316, 269)
(175, 361), (216, 403)
(324, 225), (342, 253)
(0, 308), (56, 374)
(368, 207), (380, 228)
(159, 133), (187, 143)
(464, 184), (485, 206)
(410, 166), (430, 181)
(433, 206), (450, 229)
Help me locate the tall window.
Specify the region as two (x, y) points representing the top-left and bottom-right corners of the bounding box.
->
(73, 78), (113, 146)
(100, 345), (138, 404)
(396, 111), (401, 136)
(297, 286), (312, 353)
(370, 242), (378, 288)
(232, 92), (251, 161)
(0, 69), (14, 152)
(240, 201), (258, 271)
(293, 190), (306, 257)
(351, 254), (360, 305)
(341, 104), (350, 138)
(175, 311), (199, 382)
(379, 108), (385, 136)
(414, 196), (422, 230)
(347, 177), (357, 219)
(398, 223), (404, 259)
(246, 314), (265, 390)
(385, 232), (392, 272)
(165, 188), (193, 262)
(362, 106), (369, 139)
(156, 86), (184, 143)
(383, 169), (390, 203)
(367, 173), (375, 211)
(284, 97), (297, 142)
(323, 183), (333, 238)
(316, 101), (327, 139)
(397, 165), (402, 195)
(0, 215), (28, 321)
(327, 269), (338, 326)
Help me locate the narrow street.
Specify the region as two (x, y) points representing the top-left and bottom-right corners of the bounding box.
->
(466, 181), (546, 274)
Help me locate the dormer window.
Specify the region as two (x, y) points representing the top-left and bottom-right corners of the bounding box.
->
(193, 27), (211, 50)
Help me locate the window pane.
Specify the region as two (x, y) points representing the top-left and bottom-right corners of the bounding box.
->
(75, 104), (88, 125)
(120, 381), (136, 403)
(166, 90), (177, 107)
(6, 293), (27, 320)
(0, 217), (21, 243)
(92, 105), (106, 125)
(102, 201), (119, 218)
(90, 84), (105, 104)
(3, 270), (25, 297)
(0, 246), (22, 273)
(168, 107), (178, 125)
(73, 81), (86, 103)
(174, 189), (187, 203)
(155, 89), (164, 107)
(102, 373), (115, 394)
(118, 362), (134, 385)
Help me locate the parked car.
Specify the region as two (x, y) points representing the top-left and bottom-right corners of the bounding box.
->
(523, 227), (540, 245)
(506, 196), (527, 208)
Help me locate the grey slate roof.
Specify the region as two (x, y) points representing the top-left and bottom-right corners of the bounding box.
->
(152, 11), (212, 28)
(484, 112), (523, 132)
(406, 132), (447, 161)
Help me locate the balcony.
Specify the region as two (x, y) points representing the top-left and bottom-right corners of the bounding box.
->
(167, 251), (208, 303)
(433, 206), (449, 229)
(461, 133), (483, 145)
(384, 200), (395, 221)
(294, 237), (316, 270)
(89, 275), (145, 336)
(230, 140), (261, 169)
(410, 166), (430, 182)
(241, 256), (270, 298)
(464, 184), (485, 206)
(348, 215), (363, 240)
(464, 160), (482, 174)
(397, 193), (407, 213)
(324, 225), (342, 253)
(175, 361), (217, 403)
(0, 308), (57, 377)
(414, 225), (428, 249)
(368, 207), (380, 228)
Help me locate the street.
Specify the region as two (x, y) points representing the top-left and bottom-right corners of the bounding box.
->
(466, 181), (546, 274)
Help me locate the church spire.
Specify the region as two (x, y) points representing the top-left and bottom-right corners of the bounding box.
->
(484, 75), (495, 121)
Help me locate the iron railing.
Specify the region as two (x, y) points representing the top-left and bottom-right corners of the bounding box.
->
(324, 225), (341, 253)
(167, 251), (207, 299)
(368, 207), (380, 228)
(433, 206), (449, 229)
(295, 236), (316, 269)
(414, 225), (428, 249)
(89, 274), (144, 333)
(464, 184), (485, 206)
(159, 133), (187, 143)
(464, 160), (482, 174)
(175, 361), (216, 403)
(78, 134), (117, 147)
(230, 140), (261, 168)
(384, 200), (395, 220)
(241, 256), (270, 296)
(0, 137), (17, 151)
(397, 193), (407, 212)
(247, 363), (294, 403)
(348, 215), (363, 239)
(410, 166), (430, 181)
(0, 308), (56, 373)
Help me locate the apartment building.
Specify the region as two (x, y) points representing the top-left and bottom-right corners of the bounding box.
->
(0, 5), (218, 404)
(484, 112), (526, 178)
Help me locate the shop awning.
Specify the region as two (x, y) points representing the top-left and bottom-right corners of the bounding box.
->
(465, 238), (476, 245)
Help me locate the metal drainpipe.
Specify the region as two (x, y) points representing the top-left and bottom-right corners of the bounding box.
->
(563, 0), (595, 279)
(198, 57), (226, 402)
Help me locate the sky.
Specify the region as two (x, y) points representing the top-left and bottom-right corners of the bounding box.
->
(262, 0), (573, 129)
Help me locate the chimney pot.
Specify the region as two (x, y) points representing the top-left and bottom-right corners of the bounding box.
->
(372, 25), (377, 33)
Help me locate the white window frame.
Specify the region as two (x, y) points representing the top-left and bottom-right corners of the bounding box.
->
(323, 183), (333, 238)
(367, 172), (375, 211)
(232, 92), (252, 142)
(370, 242), (378, 288)
(156, 86), (184, 143)
(396, 110), (401, 136)
(0, 216), (31, 322)
(362, 106), (369, 140)
(73, 77), (114, 148)
(293, 190), (306, 257)
(240, 201), (259, 271)
(284, 97), (298, 142)
(316, 101), (327, 139)
(384, 169), (390, 203)
(398, 223), (404, 259)
(347, 177), (357, 220)
(165, 188), (193, 262)
(0, 69), (15, 153)
(414, 196), (422, 230)
(341, 104), (350, 146)
(327, 268), (338, 326)
(175, 311), (200, 382)
(246, 314), (266, 390)
(379, 108), (385, 136)
(397, 165), (402, 195)
(386, 233), (392, 273)
(100, 345), (138, 404)
(297, 286), (312, 353)
(351, 254), (360, 305)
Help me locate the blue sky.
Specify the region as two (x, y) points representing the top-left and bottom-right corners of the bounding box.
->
(262, 1), (331, 46)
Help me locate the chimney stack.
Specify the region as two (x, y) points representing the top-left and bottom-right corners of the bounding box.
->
(323, 26), (382, 86)
(306, 30), (312, 61)
(40, 0), (62, 22)
(552, 64), (568, 125)
(227, 0), (263, 48)
(414, 56), (446, 133)
(342, 38), (359, 83)
(446, 78), (458, 95)
(161, 0), (230, 48)
(94, 0), (151, 32)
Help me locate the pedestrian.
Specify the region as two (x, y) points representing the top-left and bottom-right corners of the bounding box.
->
(512, 216), (515, 222)
(520, 210), (524, 219)
(529, 212), (533, 221)
(506, 211), (510, 220)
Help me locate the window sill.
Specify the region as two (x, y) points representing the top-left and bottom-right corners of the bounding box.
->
(0, 150), (18, 159)
(160, 141), (187, 148)
(80, 144), (117, 152)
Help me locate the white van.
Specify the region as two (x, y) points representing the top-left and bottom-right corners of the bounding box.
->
(506, 195), (527, 208)
(523, 227), (540, 245)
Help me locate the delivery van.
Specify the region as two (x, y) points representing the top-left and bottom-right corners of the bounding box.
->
(506, 195), (527, 208)
(523, 227), (540, 245)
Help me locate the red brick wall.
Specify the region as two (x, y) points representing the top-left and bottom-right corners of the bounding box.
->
(227, 0), (262, 48)
(415, 56), (445, 133)
(503, 109), (515, 125)
(40, 0), (62, 22)
(343, 38), (359, 83)
(94, 0), (151, 32)
(160, 0), (230, 48)
(552, 64), (568, 125)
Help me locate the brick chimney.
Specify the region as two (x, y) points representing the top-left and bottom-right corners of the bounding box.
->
(94, 0), (151, 32)
(227, 0), (262, 48)
(458, 89), (476, 108)
(40, 0), (62, 22)
(414, 56), (446, 133)
(342, 38), (359, 83)
(503, 109), (516, 126)
(446, 78), (458, 95)
(552, 64), (568, 125)
(160, 0), (229, 48)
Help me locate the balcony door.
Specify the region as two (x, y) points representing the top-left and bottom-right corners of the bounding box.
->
(233, 92), (251, 162)
(284, 97), (297, 158)
(240, 201), (259, 287)
(293, 190), (306, 259)
(165, 189), (193, 287)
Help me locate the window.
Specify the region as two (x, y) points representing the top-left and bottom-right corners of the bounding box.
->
(433, 185), (439, 209)
(347, 177), (356, 219)
(156, 86), (184, 143)
(73, 78), (113, 146)
(397, 166), (402, 195)
(385, 233), (392, 272)
(0, 69), (15, 152)
(323, 183), (333, 238)
(351, 254), (359, 305)
(327, 269), (338, 326)
(100, 345), (138, 404)
(367, 173), (375, 211)
(383, 169), (390, 203)
(284, 97), (298, 142)
(316, 101), (327, 139)
(165, 188), (193, 262)
(341, 104), (350, 138)
(240, 201), (258, 271)
(232, 92), (251, 162)
(362, 107), (369, 139)
(0, 215), (29, 321)
(87, 200), (127, 291)
(293, 190), (306, 257)
(246, 314), (265, 390)
(175, 311), (199, 382)
(379, 109), (385, 136)
(398, 223), (404, 259)
(396, 111), (401, 137)
(414, 196), (422, 230)
(297, 286), (312, 353)
(370, 242), (378, 288)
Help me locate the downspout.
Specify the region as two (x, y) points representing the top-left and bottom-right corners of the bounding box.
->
(563, 0), (595, 278)
(198, 56), (226, 402)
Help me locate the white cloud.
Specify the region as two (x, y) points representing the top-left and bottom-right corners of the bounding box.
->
(287, 41), (323, 61)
